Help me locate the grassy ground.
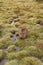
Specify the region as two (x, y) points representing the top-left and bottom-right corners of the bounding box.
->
(0, 0), (43, 65)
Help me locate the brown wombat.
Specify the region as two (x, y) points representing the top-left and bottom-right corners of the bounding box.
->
(19, 27), (28, 39)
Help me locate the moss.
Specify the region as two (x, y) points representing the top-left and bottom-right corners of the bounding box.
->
(19, 57), (43, 65)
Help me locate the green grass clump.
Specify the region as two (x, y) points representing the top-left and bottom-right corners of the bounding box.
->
(19, 57), (43, 65)
(6, 50), (28, 60)
(0, 40), (14, 49)
(6, 52), (16, 60)
(7, 45), (16, 52)
(25, 46), (43, 58)
(5, 59), (19, 65)
(0, 43), (7, 49)
(6, 46), (43, 60)
(0, 49), (6, 60)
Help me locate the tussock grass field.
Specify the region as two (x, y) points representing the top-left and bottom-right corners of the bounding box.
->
(0, 0), (43, 65)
